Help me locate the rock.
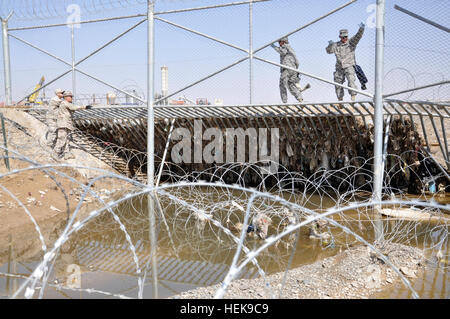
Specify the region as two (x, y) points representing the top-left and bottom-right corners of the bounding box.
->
(400, 267), (417, 278)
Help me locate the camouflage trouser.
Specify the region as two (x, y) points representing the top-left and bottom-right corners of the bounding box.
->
(334, 66), (357, 99)
(46, 121), (57, 148)
(54, 128), (73, 157)
(280, 70), (303, 103)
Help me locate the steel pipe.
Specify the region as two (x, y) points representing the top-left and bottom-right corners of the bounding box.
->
(372, 0), (386, 241)
(2, 15), (12, 105)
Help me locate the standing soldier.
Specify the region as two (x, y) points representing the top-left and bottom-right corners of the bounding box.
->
(326, 23), (365, 101)
(271, 37), (309, 103)
(46, 89), (64, 148)
(53, 91), (92, 160)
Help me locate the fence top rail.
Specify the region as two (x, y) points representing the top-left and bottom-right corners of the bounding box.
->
(7, 0), (270, 31)
(23, 100), (450, 121)
(154, 0), (271, 16)
(18, 99), (450, 110)
(8, 13), (147, 31)
(385, 99), (450, 107)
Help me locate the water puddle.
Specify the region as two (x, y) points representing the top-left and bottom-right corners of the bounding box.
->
(0, 189), (448, 299)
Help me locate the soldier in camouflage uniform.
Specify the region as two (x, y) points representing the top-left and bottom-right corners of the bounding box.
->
(46, 88), (64, 148)
(271, 37), (304, 103)
(53, 91), (92, 160)
(326, 23), (365, 101)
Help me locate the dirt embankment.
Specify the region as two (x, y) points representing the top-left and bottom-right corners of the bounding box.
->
(0, 109), (127, 264)
(172, 242), (425, 299)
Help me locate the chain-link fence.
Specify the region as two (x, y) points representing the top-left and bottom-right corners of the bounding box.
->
(1, 1), (448, 104)
(384, 0), (449, 102)
(0, 0), (449, 300)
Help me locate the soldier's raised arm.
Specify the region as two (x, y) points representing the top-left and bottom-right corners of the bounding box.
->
(326, 40), (335, 54)
(66, 101), (93, 111)
(272, 37), (292, 56)
(66, 103), (86, 112)
(271, 43), (290, 57)
(270, 42), (282, 54)
(350, 23), (365, 47)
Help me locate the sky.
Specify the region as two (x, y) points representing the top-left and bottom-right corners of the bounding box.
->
(0, 0), (449, 105)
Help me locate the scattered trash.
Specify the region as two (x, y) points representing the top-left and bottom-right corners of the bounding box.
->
(309, 220), (331, 243)
(438, 184), (446, 198)
(193, 211), (211, 232)
(231, 201), (245, 212)
(429, 182), (436, 194)
(50, 205), (62, 212)
(253, 213), (272, 240)
(309, 229), (331, 241)
(26, 196), (36, 204)
(381, 208), (449, 222)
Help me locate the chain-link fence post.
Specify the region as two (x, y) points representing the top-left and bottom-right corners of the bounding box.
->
(249, 0), (253, 104)
(373, 0), (386, 241)
(147, 0), (158, 299)
(0, 112), (10, 170)
(1, 12), (13, 106)
(71, 24), (76, 104)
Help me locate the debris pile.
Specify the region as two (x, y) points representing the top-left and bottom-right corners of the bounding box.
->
(75, 115), (446, 192)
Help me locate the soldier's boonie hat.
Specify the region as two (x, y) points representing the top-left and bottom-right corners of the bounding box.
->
(55, 88), (64, 94)
(63, 91), (73, 97)
(339, 29), (348, 37)
(279, 36), (289, 43)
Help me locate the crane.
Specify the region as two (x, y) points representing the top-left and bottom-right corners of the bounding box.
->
(26, 76), (45, 105)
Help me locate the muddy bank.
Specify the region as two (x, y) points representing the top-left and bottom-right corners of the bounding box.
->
(0, 108), (116, 177)
(0, 110), (131, 265)
(0, 169), (127, 265)
(172, 242), (425, 299)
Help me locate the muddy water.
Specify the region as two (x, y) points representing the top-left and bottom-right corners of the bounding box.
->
(0, 190), (448, 299)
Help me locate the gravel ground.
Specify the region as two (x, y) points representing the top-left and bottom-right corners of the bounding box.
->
(172, 242), (425, 299)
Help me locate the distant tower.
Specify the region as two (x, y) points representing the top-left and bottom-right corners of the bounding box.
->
(106, 92), (116, 105)
(125, 91), (132, 105)
(161, 66), (168, 105)
(132, 89), (139, 105)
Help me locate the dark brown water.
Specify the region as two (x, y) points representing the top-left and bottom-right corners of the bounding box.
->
(0, 190), (448, 299)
